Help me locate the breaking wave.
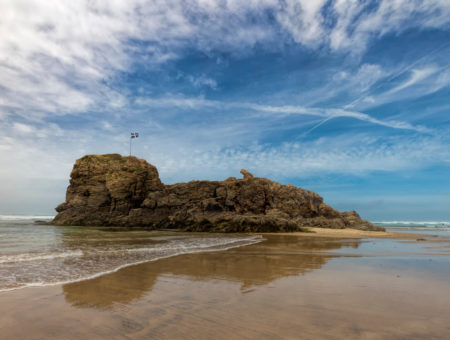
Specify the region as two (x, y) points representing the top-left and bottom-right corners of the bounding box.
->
(373, 221), (450, 227)
(0, 230), (263, 292)
(0, 215), (54, 221)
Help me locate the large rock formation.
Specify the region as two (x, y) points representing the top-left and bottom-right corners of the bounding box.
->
(52, 154), (382, 232)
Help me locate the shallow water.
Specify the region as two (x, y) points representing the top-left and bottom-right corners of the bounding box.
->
(0, 216), (261, 291)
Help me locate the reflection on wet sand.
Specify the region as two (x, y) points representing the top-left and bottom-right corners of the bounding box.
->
(63, 235), (360, 309)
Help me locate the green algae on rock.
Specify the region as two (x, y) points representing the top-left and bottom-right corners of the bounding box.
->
(52, 154), (382, 232)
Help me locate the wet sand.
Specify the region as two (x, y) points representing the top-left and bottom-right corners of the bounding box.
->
(270, 227), (429, 239)
(1, 231), (450, 339)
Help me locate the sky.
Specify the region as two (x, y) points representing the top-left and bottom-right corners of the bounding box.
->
(0, 0), (449, 220)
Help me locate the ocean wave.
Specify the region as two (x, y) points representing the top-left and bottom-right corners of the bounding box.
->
(126, 237), (259, 253)
(0, 235), (263, 292)
(373, 221), (450, 227)
(0, 215), (54, 221)
(385, 227), (450, 232)
(0, 250), (84, 264)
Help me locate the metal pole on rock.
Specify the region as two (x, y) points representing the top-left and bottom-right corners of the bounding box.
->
(130, 132), (139, 156)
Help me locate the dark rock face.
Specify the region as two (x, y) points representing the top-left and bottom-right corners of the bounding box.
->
(52, 154), (382, 232)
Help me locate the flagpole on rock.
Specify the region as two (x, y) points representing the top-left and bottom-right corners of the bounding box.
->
(129, 132), (139, 156)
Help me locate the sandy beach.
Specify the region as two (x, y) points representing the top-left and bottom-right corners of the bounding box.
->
(1, 229), (450, 339)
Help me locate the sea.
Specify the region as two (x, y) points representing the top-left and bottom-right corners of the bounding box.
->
(374, 221), (450, 235)
(0, 215), (262, 292)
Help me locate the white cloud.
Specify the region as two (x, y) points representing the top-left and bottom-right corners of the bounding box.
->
(183, 74), (218, 90)
(350, 65), (450, 110)
(387, 67), (438, 94)
(275, 0), (328, 46)
(136, 96), (430, 132)
(250, 104), (431, 133)
(0, 0), (277, 121)
(101, 121), (114, 131)
(352, 64), (388, 92)
(149, 134), (450, 182)
(1, 0), (450, 123)
(330, 0), (450, 52)
(304, 63), (390, 107)
(330, 0), (365, 51)
(12, 123), (34, 134)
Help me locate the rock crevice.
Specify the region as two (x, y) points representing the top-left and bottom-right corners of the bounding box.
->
(52, 154), (382, 232)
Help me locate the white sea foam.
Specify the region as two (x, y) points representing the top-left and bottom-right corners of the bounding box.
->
(0, 215), (54, 221)
(127, 237), (257, 253)
(0, 235), (263, 293)
(0, 250), (84, 264)
(373, 221), (450, 227)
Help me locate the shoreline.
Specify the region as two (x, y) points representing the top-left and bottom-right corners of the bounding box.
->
(36, 221), (431, 238)
(0, 234), (263, 294)
(0, 227), (434, 294)
(34, 219), (437, 240)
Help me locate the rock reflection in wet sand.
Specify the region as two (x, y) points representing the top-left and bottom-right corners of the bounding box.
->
(62, 235), (360, 309)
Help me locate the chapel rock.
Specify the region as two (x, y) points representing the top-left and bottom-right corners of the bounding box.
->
(52, 154), (382, 232)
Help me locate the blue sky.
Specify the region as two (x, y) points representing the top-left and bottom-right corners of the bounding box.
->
(1, 0), (449, 220)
